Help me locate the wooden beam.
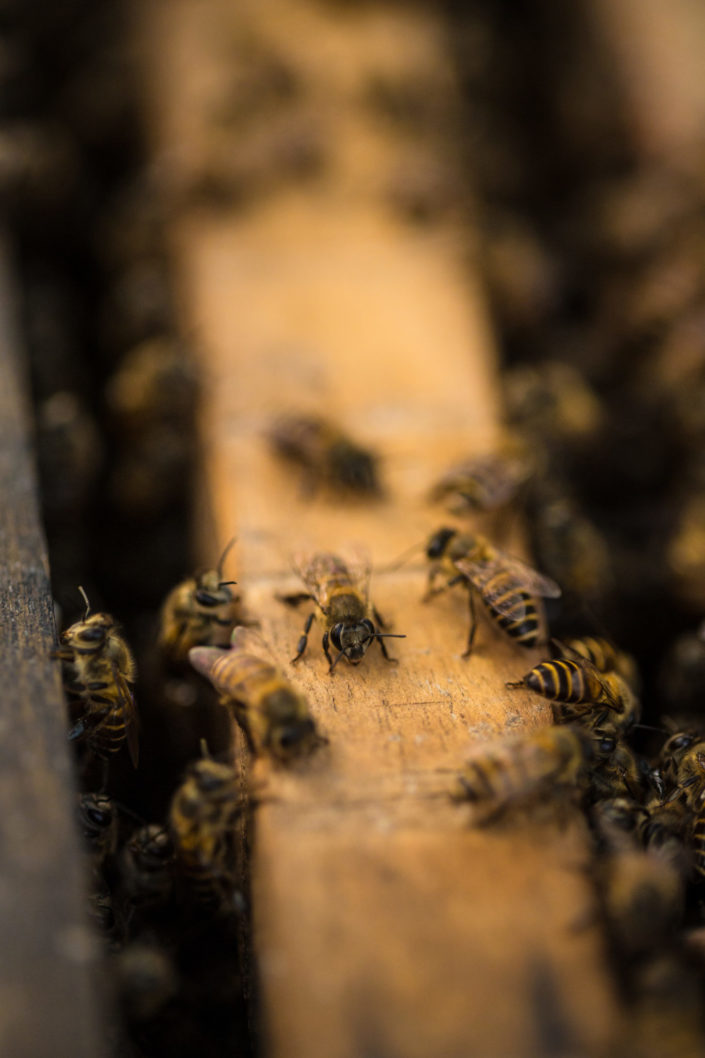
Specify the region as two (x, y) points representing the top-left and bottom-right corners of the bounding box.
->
(140, 1), (623, 1054)
(0, 239), (108, 1058)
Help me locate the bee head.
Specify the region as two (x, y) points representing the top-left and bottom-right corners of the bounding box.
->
(194, 567), (237, 608)
(426, 527), (457, 559)
(63, 612), (114, 648)
(330, 618), (376, 663)
(270, 718), (318, 760)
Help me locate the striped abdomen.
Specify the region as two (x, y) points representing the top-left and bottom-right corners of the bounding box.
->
(201, 649), (275, 704)
(478, 570), (540, 647)
(522, 659), (594, 704)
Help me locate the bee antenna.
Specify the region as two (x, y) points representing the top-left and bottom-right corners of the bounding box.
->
(329, 650), (347, 673)
(372, 633), (407, 639)
(632, 723), (668, 735)
(378, 539), (426, 573)
(217, 537), (237, 578)
(77, 585), (91, 619)
(219, 580), (238, 588)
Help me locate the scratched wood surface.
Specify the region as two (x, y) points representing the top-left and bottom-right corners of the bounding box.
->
(139, 1), (623, 1055)
(0, 239), (108, 1058)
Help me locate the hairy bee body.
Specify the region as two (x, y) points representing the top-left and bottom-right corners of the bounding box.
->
(452, 724), (592, 819)
(690, 807), (705, 883)
(159, 570), (242, 662)
(119, 825), (175, 912)
(53, 605), (139, 767)
(658, 732), (705, 810)
(429, 449), (532, 514)
(286, 551), (403, 672)
(269, 414), (380, 496)
(190, 630), (320, 760)
(168, 759), (243, 909)
(425, 527), (560, 657)
(598, 849), (685, 961)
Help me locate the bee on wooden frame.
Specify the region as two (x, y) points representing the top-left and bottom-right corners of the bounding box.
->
(506, 646), (641, 735)
(424, 527), (560, 658)
(52, 587), (139, 768)
(429, 447), (532, 516)
(158, 539), (243, 664)
(190, 626), (322, 761)
(281, 550), (405, 673)
(451, 724), (593, 822)
(268, 413), (382, 497)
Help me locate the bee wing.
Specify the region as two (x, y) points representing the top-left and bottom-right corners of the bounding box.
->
(291, 551), (326, 605)
(292, 547), (372, 607)
(116, 667), (140, 768)
(455, 552), (561, 602)
(341, 543), (372, 606)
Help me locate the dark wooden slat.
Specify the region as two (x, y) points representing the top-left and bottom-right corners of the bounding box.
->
(0, 238), (108, 1058)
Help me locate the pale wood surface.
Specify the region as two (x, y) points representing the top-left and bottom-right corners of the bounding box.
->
(140, 2), (623, 1054)
(0, 240), (108, 1058)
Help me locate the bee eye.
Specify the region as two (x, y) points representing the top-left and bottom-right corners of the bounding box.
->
(426, 528), (456, 559)
(330, 625), (343, 650)
(598, 736), (616, 755)
(669, 734), (695, 752)
(80, 626), (105, 642)
(87, 807), (112, 826)
(195, 590), (219, 607)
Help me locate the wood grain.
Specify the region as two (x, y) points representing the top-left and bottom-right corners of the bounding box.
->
(0, 239), (108, 1058)
(140, 1), (624, 1055)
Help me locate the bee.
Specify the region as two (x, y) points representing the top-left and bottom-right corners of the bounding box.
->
(429, 448), (532, 515)
(690, 804), (705, 884)
(597, 849), (685, 962)
(77, 793), (118, 867)
(118, 824), (175, 914)
(424, 527), (560, 658)
(268, 413), (381, 496)
(506, 647), (640, 734)
(658, 731), (705, 810)
(52, 587), (139, 767)
(190, 626), (321, 760)
(283, 551), (405, 672)
(158, 540), (242, 663)
(589, 797), (647, 854)
(587, 733), (649, 803)
(451, 724), (593, 821)
(641, 798), (693, 876)
(168, 757), (244, 909)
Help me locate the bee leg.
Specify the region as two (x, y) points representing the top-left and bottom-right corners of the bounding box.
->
(68, 717), (87, 742)
(377, 636), (399, 665)
(322, 631), (335, 672)
(373, 606), (388, 630)
(461, 592), (477, 659)
(291, 612), (315, 663)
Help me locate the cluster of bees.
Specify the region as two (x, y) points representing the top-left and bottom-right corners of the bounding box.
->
(51, 407), (705, 1054)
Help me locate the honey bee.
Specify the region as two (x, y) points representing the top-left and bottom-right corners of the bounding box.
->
(158, 540), (242, 663)
(52, 587), (139, 767)
(587, 733), (650, 803)
(424, 527), (560, 658)
(77, 793), (118, 866)
(118, 824), (175, 914)
(429, 448), (532, 515)
(690, 804), (705, 884)
(589, 797), (647, 854)
(168, 757), (244, 910)
(283, 551), (405, 672)
(640, 798), (692, 875)
(597, 848), (685, 962)
(268, 413), (381, 496)
(506, 650), (641, 734)
(190, 626), (321, 760)
(658, 731), (705, 810)
(451, 724), (593, 821)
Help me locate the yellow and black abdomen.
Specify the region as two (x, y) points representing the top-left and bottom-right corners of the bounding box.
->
(480, 571), (541, 647)
(521, 659), (590, 703)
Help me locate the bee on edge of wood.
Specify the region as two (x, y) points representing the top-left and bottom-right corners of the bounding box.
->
(424, 527), (560, 658)
(158, 539), (243, 664)
(190, 626), (322, 761)
(281, 550), (405, 673)
(52, 587), (139, 768)
(267, 413), (382, 497)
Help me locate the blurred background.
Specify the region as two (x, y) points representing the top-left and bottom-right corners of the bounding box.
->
(6, 0), (705, 1053)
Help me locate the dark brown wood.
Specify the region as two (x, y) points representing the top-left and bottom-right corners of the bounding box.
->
(0, 239), (108, 1058)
